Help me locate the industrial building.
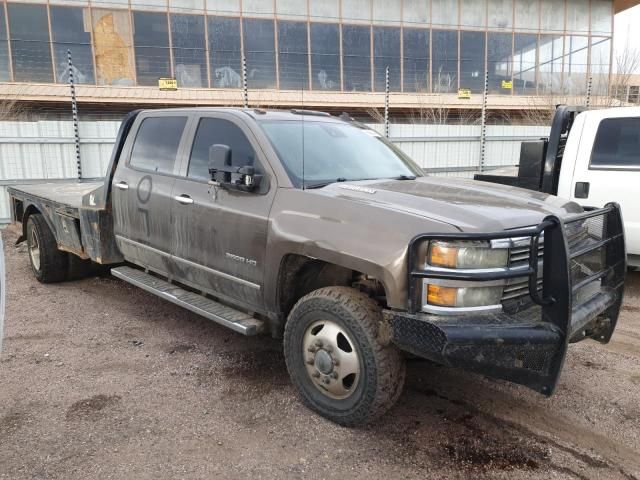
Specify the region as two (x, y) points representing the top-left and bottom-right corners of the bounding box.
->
(0, 0), (636, 114)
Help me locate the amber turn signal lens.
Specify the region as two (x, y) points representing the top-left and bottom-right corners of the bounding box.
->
(426, 284), (458, 307)
(428, 243), (458, 268)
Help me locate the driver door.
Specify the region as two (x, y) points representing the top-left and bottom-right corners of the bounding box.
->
(170, 114), (276, 311)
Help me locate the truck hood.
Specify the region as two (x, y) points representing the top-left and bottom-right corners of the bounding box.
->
(318, 176), (583, 232)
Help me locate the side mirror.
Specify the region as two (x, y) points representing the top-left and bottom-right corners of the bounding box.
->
(209, 144), (232, 183)
(208, 144), (262, 192)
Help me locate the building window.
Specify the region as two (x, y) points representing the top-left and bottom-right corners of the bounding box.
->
(460, 31), (485, 93)
(310, 22), (340, 91)
(432, 0), (458, 28)
(243, 18), (276, 89)
(373, 27), (400, 92)
(487, 33), (513, 94)
(513, 34), (538, 95)
(7, 4), (53, 83)
(566, 0), (590, 33)
(0, 5), (11, 82)
(539, 35), (564, 94)
(540, 0), (564, 33)
(514, 0), (540, 32)
(133, 11), (171, 87)
(278, 21), (309, 90)
(208, 16), (241, 88)
(92, 9), (135, 86)
(563, 36), (588, 95)
(591, 0), (613, 35)
(460, 0), (487, 28)
(403, 27), (429, 93)
(432, 30), (458, 93)
(171, 14), (207, 88)
(488, 0), (513, 29)
(403, 0), (429, 25)
(50, 6), (95, 85)
(590, 36), (611, 95)
(342, 24), (371, 92)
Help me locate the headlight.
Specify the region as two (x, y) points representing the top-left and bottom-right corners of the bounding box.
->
(422, 240), (509, 312)
(428, 240), (508, 269)
(424, 283), (503, 309)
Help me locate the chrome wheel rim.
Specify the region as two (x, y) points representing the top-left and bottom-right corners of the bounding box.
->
(302, 319), (361, 400)
(28, 227), (41, 271)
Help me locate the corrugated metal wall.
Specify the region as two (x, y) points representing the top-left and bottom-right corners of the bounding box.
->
(0, 120), (550, 223)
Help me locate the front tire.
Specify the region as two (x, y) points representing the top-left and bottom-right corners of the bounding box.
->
(284, 287), (405, 426)
(26, 214), (68, 283)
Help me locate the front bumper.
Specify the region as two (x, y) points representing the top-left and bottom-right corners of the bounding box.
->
(386, 204), (626, 395)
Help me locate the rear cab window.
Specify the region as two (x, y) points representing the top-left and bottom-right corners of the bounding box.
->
(590, 117), (640, 169)
(129, 116), (188, 174)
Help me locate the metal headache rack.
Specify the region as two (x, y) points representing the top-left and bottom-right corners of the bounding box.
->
(400, 203), (625, 395)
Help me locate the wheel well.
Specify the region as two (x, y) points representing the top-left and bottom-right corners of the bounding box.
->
(276, 254), (387, 321)
(20, 204), (42, 241)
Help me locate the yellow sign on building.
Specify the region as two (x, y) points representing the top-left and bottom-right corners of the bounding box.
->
(458, 88), (471, 99)
(159, 78), (178, 91)
(501, 80), (513, 90)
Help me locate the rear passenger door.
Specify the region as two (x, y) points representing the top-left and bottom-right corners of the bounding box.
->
(112, 113), (189, 276)
(170, 114), (276, 311)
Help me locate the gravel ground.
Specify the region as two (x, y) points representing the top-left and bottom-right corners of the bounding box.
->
(1, 224), (639, 480)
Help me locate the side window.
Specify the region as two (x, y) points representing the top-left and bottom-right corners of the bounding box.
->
(130, 116), (188, 174)
(591, 117), (640, 169)
(188, 118), (258, 180)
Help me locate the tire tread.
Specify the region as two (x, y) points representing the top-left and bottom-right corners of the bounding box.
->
(284, 286), (405, 426)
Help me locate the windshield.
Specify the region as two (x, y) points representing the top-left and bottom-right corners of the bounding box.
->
(258, 120), (423, 188)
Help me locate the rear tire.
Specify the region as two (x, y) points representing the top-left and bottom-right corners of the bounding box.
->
(26, 214), (68, 283)
(284, 286), (405, 426)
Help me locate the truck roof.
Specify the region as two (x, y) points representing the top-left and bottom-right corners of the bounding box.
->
(580, 106), (640, 120)
(138, 107), (346, 123)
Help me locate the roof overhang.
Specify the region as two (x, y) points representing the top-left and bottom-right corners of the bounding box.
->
(0, 82), (620, 112)
(614, 0), (640, 13)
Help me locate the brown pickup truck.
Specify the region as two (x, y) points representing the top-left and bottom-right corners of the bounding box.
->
(8, 108), (626, 425)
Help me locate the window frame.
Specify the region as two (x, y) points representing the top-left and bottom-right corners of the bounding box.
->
(176, 113), (272, 194)
(125, 112), (191, 178)
(588, 116), (640, 172)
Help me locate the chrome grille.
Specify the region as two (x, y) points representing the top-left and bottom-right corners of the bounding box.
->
(501, 220), (591, 305)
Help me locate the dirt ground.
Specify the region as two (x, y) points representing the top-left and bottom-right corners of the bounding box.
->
(1, 225), (639, 480)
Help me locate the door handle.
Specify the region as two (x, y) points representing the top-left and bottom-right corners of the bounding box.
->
(174, 194), (194, 205)
(574, 182), (590, 199)
(115, 181), (129, 191)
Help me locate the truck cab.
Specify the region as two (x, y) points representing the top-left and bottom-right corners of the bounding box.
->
(476, 106), (640, 267)
(556, 108), (640, 267)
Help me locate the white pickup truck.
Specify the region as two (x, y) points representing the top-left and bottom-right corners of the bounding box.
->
(476, 106), (639, 268)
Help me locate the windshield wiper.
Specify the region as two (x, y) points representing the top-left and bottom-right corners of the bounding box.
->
(392, 175), (417, 180)
(305, 178), (347, 189)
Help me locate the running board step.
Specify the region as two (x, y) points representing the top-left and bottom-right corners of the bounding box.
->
(111, 266), (265, 336)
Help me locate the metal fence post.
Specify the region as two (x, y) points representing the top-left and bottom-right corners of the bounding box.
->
(0, 233), (4, 353)
(384, 65), (390, 138)
(478, 70), (489, 172)
(242, 55), (249, 108)
(67, 49), (82, 179)
(586, 76), (593, 109)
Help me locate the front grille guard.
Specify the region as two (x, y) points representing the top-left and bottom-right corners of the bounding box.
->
(407, 203), (625, 337)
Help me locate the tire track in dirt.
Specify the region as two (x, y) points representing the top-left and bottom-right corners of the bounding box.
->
(408, 383), (640, 479)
